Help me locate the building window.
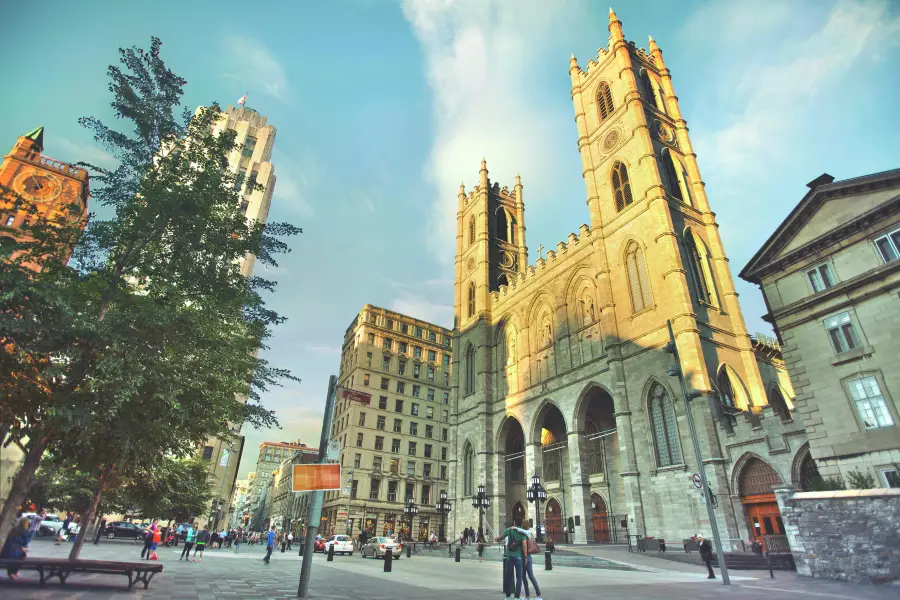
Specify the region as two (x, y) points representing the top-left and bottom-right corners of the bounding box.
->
(427, 388), (435, 402)
(465, 344), (475, 395)
(385, 318), (394, 330)
(425, 406), (434, 419)
(401, 323), (409, 334)
(847, 376), (894, 429)
(364, 373), (370, 386)
(398, 342), (407, 354)
(410, 422), (418, 436)
(685, 230), (717, 306)
(351, 479), (359, 499)
(881, 468), (900, 488)
(398, 360), (407, 376)
(421, 485), (430, 505)
(639, 70), (655, 106)
(393, 418), (402, 433)
(413, 364), (421, 379)
(768, 387), (792, 422)
(427, 350), (436, 362)
(442, 428), (448, 442)
(429, 331), (436, 342)
(383, 338), (393, 350)
(625, 241), (653, 313)
(874, 227), (900, 262)
(366, 352), (372, 366)
(202, 446), (214, 460)
(381, 377), (390, 390)
(807, 263), (836, 293)
(463, 444), (474, 495)
(407, 461), (416, 475)
(424, 463), (432, 477)
(382, 355), (391, 371)
(597, 82), (614, 122)
(442, 409), (449, 421)
(468, 216), (476, 245)
(425, 424), (433, 439)
(376, 416), (386, 430)
(412, 385), (421, 398)
(649, 383), (682, 467)
(441, 446), (448, 460)
(428, 367), (435, 382)
(354, 454), (361, 469)
(467, 282), (476, 318)
(442, 391), (449, 404)
(415, 327), (423, 339)
(414, 346), (422, 359)
(611, 161), (633, 212)
(395, 399), (404, 413)
(663, 151), (692, 206)
(825, 312), (860, 354)
(374, 456), (383, 471)
(424, 444), (433, 458)
(408, 442), (417, 456)
(356, 433), (364, 447)
(397, 382), (405, 394)
(369, 479), (380, 500)
(391, 438), (401, 453)
(390, 458), (400, 475)
(367, 333), (375, 344)
(379, 395), (388, 409)
(359, 413), (366, 426)
(411, 403), (420, 416)
(443, 373), (449, 386)
(443, 354), (450, 367)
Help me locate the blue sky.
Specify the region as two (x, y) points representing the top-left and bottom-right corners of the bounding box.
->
(3, 0), (898, 478)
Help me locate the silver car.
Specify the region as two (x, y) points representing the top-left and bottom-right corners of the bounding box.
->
(360, 536), (402, 559)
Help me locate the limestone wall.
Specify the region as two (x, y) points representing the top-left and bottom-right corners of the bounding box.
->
(775, 487), (900, 584)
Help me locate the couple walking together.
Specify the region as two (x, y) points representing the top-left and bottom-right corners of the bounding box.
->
(498, 516), (542, 600)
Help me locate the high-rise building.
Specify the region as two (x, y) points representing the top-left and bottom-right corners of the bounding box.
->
(450, 10), (804, 549)
(322, 305), (454, 541)
(198, 104), (278, 528)
(246, 440), (317, 530)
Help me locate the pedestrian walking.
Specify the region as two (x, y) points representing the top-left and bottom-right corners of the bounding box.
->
(180, 524), (197, 560)
(234, 528), (242, 553)
(56, 513), (72, 545)
(140, 526), (155, 559)
(496, 516), (527, 600)
(27, 509), (47, 538)
(516, 519), (543, 600)
(192, 526), (210, 562)
(1, 516), (33, 580)
(287, 532), (293, 550)
(698, 534), (716, 579)
(263, 526), (276, 564)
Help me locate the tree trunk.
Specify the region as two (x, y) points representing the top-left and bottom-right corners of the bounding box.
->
(0, 435), (47, 553)
(69, 468), (108, 560)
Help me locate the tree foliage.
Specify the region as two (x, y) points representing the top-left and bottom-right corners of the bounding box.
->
(0, 37), (300, 555)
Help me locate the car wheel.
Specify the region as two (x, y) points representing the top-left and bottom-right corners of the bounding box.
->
(107, 532), (115, 539)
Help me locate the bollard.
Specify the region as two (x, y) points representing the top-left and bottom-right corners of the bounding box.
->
(407, 543), (411, 558)
(455, 547), (461, 562)
(327, 543), (334, 562)
(384, 547), (393, 572)
(545, 550), (552, 571)
(298, 542), (305, 556)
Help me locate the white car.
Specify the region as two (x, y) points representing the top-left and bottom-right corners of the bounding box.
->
(323, 534), (354, 555)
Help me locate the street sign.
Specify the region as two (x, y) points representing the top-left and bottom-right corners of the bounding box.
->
(691, 473), (702, 489)
(292, 464), (342, 492)
(342, 486), (352, 495)
(326, 440), (341, 462)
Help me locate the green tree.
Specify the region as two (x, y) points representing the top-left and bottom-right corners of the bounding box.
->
(845, 469), (876, 490)
(0, 37), (299, 556)
(126, 457), (213, 524)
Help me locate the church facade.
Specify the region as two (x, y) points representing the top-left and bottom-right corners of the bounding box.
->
(448, 11), (809, 549)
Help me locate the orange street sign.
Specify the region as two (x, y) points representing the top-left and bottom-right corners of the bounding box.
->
(292, 464), (342, 492)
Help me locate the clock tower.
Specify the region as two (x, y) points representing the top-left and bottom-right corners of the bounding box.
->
(0, 126), (90, 265)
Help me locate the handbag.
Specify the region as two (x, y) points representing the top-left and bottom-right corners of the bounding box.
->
(526, 538), (539, 555)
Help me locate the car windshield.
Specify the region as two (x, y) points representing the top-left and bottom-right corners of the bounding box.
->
(335, 536), (348, 541)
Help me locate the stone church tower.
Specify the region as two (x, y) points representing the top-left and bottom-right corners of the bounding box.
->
(449, 10), (807, 548)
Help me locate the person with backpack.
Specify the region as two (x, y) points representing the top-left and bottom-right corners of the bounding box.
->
(515, 518), (543, 600)
(496, 516), (527, 599)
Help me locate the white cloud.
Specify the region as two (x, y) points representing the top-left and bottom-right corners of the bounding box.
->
(694, 0), (900, 180)
(303, 343), (341, 356)
(390, 291), (453, 328)
(222, 35), (290, 101)
(49, 137), (117, 170)
(402, 0), (584, 263)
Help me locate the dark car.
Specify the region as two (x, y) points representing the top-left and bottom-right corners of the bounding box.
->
(103, 521), (146, 541)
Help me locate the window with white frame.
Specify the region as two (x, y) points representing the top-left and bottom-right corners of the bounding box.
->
(874, 227), (900, 263)
(807, 263), (836, 293)
(880, 468), (899, 488)
(847, 376), (894, 429)
(824, 312), (860, 354)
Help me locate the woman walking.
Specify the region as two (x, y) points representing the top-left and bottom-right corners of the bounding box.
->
(180, 523), (197, 560)
(1, 517), (32, 580)
(516, 519), (543, 600)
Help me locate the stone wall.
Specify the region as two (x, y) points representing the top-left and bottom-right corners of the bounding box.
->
(775, 487), (900, 584)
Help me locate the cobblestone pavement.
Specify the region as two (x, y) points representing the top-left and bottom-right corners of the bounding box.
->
(0, 537), (895, 599)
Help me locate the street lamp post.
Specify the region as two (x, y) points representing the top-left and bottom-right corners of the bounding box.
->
(526, 475), (547, 543)
(212, 500), (224, 531)
(436, 490), (452, 543)
(403, 497), (419, 542)
(471, 484), (491, 542)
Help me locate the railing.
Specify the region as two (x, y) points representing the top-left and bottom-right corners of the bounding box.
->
(38, 156), (83, 176)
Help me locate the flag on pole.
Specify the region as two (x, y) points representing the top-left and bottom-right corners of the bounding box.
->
(237, 93), (247, 106)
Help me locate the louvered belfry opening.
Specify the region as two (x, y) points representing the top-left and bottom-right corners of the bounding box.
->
(611, 162), (633, 212)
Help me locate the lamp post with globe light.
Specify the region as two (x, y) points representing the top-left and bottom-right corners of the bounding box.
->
(472, 484), (491, 542)
(403, 497), (419, 543)
(436, 490), (452, 542)
(526, 475), (547, 542)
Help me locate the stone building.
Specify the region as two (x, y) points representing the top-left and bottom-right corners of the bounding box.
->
(322, 305), (453, 541)
(448, 10), (806, 549)
(741, 169), (900, 489)
(198, 103), (278, 528)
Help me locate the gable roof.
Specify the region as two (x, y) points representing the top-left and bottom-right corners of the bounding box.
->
(740, 169), (900, 284)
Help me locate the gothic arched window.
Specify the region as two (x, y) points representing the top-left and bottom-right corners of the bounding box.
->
(768, 386), (791, 422)
(649, 383), (681, 467)
(463, 443), (474, 496)
(597, 82), (614, 122)
(496, 208), (510, 243)
(498, 273), (509, 288)
(467, 281), (476, 318)
(640, 70), (655, 106)
(663, 152), (692, 206)
(611, 162), (634, 212)
(465, 344), (476, 396)
(684, 230), (717, 306)
(625, 241), (653, 313)
(717, 366), (749, 410)
(468, 215), (476, 245)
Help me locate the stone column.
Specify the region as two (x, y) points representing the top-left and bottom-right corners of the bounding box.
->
(525, 441), (541, 526)
(567, 430), (593, 544)
(614, 409), (646, 536)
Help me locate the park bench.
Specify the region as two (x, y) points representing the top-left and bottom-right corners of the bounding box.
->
(0, 557), (163, 590)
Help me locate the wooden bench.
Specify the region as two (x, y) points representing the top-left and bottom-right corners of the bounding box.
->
(0, 557), (163, 590)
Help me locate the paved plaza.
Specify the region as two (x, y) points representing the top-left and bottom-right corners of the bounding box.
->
(0, 537), (895, 599)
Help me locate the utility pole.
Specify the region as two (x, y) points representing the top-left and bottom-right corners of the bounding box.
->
(665, 320), (730, 585)
(298, 375), (338, 598)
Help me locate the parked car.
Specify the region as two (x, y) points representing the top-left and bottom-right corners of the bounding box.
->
(103, 521), (147, 541)
(313, 536), (326, 553)
(360, 536), (402, 559)
(323, 534), (354, 555)
(37, 515), (64, 537)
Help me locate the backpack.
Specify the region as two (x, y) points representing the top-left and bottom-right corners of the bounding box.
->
(506, 534), (521, 552)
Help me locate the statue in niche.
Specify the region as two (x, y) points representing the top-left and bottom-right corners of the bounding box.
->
(541, 314), (553, 346)
(507, 336), (516, 365)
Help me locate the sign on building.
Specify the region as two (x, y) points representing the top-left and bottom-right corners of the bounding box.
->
(339, 387), (372, 405)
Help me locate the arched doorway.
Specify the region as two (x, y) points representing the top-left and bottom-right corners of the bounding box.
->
(591, 494), (610, 543)
(797, 448), (821, 491)
(499, 417), (527, 528)
(512, 502), (525, 524)
(534, 403), (568, 485)
(738, 457), (785, 550)
(545, 498), (563, 542)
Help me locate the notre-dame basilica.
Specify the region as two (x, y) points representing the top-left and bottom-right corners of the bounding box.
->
(448, 10), (811, 548)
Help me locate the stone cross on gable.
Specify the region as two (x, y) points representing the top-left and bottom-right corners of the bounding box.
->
(537, 244), (544, 260)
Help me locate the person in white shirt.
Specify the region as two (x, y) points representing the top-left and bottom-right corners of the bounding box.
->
(514, 519), (542, 600)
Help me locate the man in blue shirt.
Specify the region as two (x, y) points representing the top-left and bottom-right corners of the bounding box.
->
(263, 526), (276, 564)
